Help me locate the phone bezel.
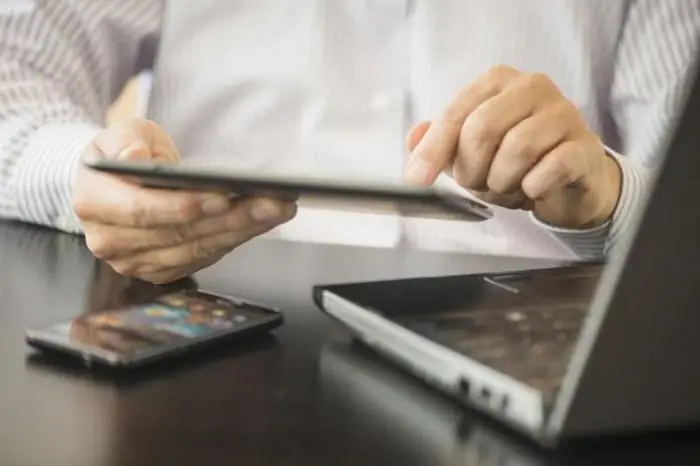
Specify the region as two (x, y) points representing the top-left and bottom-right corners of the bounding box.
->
(25, 289), (283, 368)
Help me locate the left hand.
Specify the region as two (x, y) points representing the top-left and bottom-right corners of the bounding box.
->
(404, 66), (622, 229)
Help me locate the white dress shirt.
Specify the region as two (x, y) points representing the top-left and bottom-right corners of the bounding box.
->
(0, 0), (699, 260)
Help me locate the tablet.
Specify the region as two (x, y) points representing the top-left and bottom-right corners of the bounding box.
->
(86, 159), (493, 222)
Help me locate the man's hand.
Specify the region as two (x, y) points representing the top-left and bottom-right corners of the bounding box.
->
(72, 118), (296, 284)
(404, 66), (621, 229)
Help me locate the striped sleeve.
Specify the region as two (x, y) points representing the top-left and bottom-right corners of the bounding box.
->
(541, 0), (700, 260)
(0, 0), (162, 232)
(531, 150), (651, 261)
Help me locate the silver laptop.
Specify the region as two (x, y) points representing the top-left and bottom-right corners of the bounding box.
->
(313, 59), (700, 447)
(319, 342), (552, 464)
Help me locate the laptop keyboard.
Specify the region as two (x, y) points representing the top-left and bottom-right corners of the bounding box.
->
(400, 302), (589, 394)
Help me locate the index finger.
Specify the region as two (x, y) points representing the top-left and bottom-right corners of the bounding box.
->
(404, 66), (520, 186)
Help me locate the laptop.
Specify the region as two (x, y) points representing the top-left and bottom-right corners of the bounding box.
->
(319, 342), (560, 464)
(313, 57), (700, 447)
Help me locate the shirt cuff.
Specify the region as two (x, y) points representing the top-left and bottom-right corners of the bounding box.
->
(530, 211), (610, 261)
(531, 148), (650, 261)
(604, 149), (652, 256)
(9, 123), (101, 234)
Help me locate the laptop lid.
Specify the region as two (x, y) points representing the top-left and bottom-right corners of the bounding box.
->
(546, 56), (700, 439)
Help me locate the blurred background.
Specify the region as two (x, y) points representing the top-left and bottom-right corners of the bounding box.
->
(107, 74), (150, 123)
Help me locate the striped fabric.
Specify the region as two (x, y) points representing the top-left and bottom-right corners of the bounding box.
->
(0, 0), (698, 260)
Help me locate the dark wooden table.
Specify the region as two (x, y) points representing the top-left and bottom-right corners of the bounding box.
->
(1, 222), (697, 466)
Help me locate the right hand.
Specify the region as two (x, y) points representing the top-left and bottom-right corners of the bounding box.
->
(72, 118), (297, 284)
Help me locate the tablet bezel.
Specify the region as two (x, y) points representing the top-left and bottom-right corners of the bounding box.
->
(85, 159), (494, 222)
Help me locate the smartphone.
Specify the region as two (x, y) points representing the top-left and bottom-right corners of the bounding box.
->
(25, 289), (283, 368)
(84, 159), (494, 222)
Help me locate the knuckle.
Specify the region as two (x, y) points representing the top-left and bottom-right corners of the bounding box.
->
(551, 99), (575, 117)
(502, 127), (536, 160)
(522, 173), (549, 200)
(110, 260), (138, 278)
(85, 234), (111, 259)
(520, 72), (553, 92)
(549, 101), (581, 127)
(462, 111), (498, 149)
(521, 179), (539, 200)
(72, 196), (91, 220)
(169, 223), (193, 244)
(487, 65), (517, 80)
(146, 121), (181, 162)
(452, 158), (483, 190)
(583, 133), (604, 155)
(442, 101), (468, 125)
(173, 196), (202, 221)
(230, 203), (256, 229)
(124, 196), (150, 228)
(562, 167), (580, 186)
(486, 174), (512, 196)
(143, 119), (170, 142)
(96, 119), (154, 160)
(188, 240), (210, 261)
(549, 152), (576, 183)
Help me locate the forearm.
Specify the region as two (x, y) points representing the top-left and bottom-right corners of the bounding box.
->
(0, 0), (161, 232)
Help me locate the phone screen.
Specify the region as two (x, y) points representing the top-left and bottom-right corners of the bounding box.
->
(28, 290), (280, 363)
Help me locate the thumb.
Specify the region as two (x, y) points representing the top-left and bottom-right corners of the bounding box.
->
(93, 118), (181, 163)
(405, 120), (432, 153)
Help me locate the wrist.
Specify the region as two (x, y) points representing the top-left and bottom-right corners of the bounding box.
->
(586, 152), (622, 228)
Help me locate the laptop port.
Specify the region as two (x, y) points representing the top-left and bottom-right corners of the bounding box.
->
(457, 378), (471, 398)
(500, 394), (510, 412)
(480, 386), (492, 403)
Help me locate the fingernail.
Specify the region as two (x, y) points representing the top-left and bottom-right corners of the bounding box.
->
(116, 146), (135, 160)
(404, 156), (432, 185)
(200, 195), (230, 215)
(115, 142), (150, 161)
(251, 199), (283, 222)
